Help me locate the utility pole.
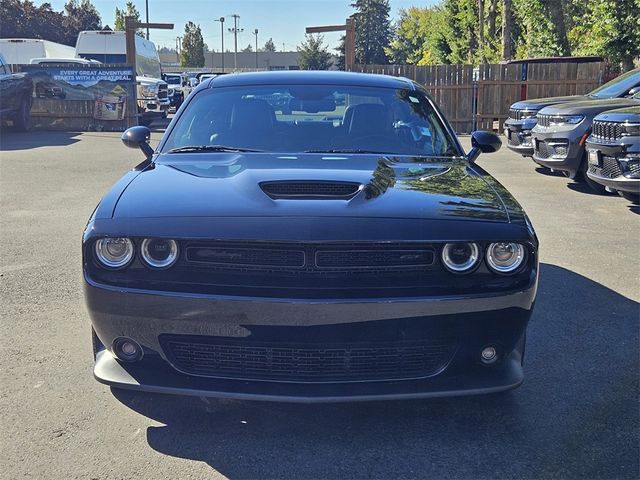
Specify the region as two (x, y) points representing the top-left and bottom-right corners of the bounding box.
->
(282, 42), (285, 52)
(215, 17), (225, 72)
(145, 0), (149, 39)
(228, 14), (243, 70)
(253, 29), (258, 68)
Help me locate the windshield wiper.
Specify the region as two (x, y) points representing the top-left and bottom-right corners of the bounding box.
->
(168, 145), (263, 153)
(304, 149), (392, 154)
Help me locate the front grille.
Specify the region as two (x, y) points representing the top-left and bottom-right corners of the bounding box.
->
(535, 140), (567, 159)
(260, 181), (361, 199)
(508, 108), (536, 121)
(507, 133), (522, 146)
(184, 241), (436, 272)
(161, 335), (457, 382)
(537, 115), (551, 127)
(592, 121), (623, 141)
(589, 156), (623, 179)
(158, 84), (168, 99)
(628, 161), (640, 176)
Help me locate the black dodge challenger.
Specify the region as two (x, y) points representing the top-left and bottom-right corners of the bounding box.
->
(84, 71), (538, 402)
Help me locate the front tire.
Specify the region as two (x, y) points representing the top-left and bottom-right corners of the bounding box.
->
(13, 95), (32, 131)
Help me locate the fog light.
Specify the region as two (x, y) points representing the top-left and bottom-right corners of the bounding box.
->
(481, 346), (497, 364)
(112, 337), (143, 362)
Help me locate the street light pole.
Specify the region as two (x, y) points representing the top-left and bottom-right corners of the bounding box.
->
(214, 17), (225, 72)
(253, 29), (258, 69)
(145, 0), (149, 39)
(228, 14), (243, 70)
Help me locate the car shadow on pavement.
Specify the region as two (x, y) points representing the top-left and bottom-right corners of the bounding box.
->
(0, 130), (83, 151)
(534, 167), (564, 177)
(112, 263), (639, 480)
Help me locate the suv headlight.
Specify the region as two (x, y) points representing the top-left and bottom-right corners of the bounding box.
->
(138, 84), (158, 98)
(520, 110), (538, 120)
(549, 115), (584, 126)
(95, 238), (134, 269)
(441, 242), (480, 274)
(486, 242), (526, 274)
(622, 122), (640, 137)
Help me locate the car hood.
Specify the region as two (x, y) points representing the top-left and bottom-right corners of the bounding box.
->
(511, 95), (585, 111)
(538, 98), (640, 116)
(112, 154), (510, 222)
(593, 105), (640, 122)
(136, 76), (166, 86)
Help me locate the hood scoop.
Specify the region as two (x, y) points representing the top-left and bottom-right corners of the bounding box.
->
(260, 181), (362, 200)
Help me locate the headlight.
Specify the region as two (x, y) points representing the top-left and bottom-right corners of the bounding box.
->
(486, 242), (526, 274)
(520, 110), (538, 120)
(140, 238), (179, 268)
(622, 122), (640, 137)
(138, 84), (158, 98)
(549, 115), (584, 126)
(441, 242), (480, 273)
(95, 238), (134, 269)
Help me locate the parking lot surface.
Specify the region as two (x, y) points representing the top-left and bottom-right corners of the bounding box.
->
(1, 127), (638, 479)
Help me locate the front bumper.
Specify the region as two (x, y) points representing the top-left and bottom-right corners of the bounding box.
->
(86, 277), (537, 401)
(504, 119), (536, 157)
(531, 128), (586, 176)
(586, 141), (640, 193)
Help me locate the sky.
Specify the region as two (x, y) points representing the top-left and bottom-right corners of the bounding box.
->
(46, 0), (437, 52)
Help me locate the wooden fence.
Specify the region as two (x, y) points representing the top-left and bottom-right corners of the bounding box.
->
(350, 62), (605, 133)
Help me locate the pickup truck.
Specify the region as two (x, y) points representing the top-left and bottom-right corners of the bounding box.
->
(0, 53), (34, 131)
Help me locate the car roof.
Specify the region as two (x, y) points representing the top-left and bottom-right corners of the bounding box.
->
(205, 70), (415, 90)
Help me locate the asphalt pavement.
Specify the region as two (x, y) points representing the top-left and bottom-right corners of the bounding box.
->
(1, 125), (638, 479)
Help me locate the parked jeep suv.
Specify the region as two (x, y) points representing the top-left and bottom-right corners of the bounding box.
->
(505, 68), (640, 157)
(531, 91), (640, 192)
(585, 106), (640, 202)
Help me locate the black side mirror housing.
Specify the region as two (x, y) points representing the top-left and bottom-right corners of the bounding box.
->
(122, 126), (154, 160)
(628, 86), (640, 96)
(467, 130), (502, 163)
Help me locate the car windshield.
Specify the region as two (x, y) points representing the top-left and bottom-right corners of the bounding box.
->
(165, 76), (181, 85)
(588, 69), (639, 99)
(162, 84), (460, 156)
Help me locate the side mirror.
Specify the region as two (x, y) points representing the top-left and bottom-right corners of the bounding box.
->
(628, 86), (640, 96)
(122, 126), (154, 159)
(467, 130), (502, 163)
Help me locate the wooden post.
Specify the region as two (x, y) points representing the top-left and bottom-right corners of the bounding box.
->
(125, 16), (137, 74)
(345, 17), (355, 71)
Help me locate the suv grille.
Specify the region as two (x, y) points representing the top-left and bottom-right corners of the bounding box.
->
(592, 121), (623, 141)
(161, 335), (457, 382)
(158, 84), (168, 99)
(508, 108), (536, 121)
(537, 114), (552, 127)
(589, 156), (623, 179)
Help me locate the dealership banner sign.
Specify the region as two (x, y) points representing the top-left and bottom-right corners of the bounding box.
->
(20, 64), (137, 131)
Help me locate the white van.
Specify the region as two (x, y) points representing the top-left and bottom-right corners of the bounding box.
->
(75, 30), (169, 124)
(0, 38), (76, 65)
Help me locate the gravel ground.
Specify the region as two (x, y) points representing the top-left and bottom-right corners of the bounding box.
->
(1, 128), (638, 479)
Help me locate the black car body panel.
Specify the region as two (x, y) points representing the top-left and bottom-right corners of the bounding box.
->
(505, 68), (640, 157)
(84, 71), (538, 402)
(585, 106), (640, 194)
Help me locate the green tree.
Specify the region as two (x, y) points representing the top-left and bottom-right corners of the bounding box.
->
(180, 22), (205, 67)
(263, 38), (276, 52)
(114, 1), (143, 36)
(351, 0), (391, 64)
(242, 43), (253, 53)
(335, 34), (346, 70)
(297, 34), (332, 70)
(569, 0), (640, 71)
(0, 0), (66, 44)
(62, 0), (102, 45)
(386, 7), (450, 65)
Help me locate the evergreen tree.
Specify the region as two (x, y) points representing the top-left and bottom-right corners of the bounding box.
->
(263, 38), (277, 52)
(242, 43), (253, 53)
(180, 22), (205, 67)
(351, 0), (391, 64)
(297, 34), (332, 70)
(114, 1), (143, 36)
